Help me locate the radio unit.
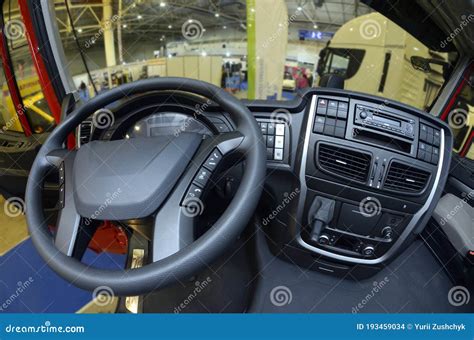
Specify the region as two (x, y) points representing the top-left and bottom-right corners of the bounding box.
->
(354, 105), (415, 139)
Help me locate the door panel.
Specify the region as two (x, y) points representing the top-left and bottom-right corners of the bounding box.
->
(423, 61), (474, 290)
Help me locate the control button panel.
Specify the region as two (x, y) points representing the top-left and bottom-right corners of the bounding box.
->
(203, 150), (222, 171)
(258, 119), (288, 162)
(194, 168), (212, 187)
(313, 97), (348, 139)
(418, 123), (440, 165)
(181, 148), (222, 207)
(183, 184), (203, 202)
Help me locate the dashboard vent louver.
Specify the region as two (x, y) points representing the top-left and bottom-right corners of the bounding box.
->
(384, 162), (430, 193)
(77, 117), (93, 147)
(317, 144), (371, 182)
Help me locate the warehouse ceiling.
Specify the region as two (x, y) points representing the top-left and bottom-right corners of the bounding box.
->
(53, 0), (372, 44)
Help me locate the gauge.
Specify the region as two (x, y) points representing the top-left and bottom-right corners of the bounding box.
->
(126, 112), (213, 139)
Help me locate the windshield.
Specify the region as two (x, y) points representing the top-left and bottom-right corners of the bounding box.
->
(54, 0), (457, 110)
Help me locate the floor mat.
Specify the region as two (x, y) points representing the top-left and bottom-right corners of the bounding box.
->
(0, 238), (125, 313)
(248, 228), (474, 313)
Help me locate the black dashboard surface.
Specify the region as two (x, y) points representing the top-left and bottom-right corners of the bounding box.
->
(83, 88), (453, 276)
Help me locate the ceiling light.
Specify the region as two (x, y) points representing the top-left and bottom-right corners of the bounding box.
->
(313, 24), (318, 29)
(225, 51), (231, 57)
(188, 19), (193, 23)
(137, 15), (142, 19)
(134, 125), (141, 131)
(168, 25), (172, 29)
(223, 25), (227, 29)
(201, 51), (207, 57)
(297, 6), (302, 11)
(215, 13), (220, 17)
(160, 2), (166, 7)
(123, 24), (127, 28)
(77, 28), (83, 33)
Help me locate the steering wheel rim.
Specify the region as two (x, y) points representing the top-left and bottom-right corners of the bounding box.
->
(26, 77), (266, 296)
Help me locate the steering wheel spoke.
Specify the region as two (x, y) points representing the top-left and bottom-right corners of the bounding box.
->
(150, 131), (244, 262)
(45, 148), (75, 168)
(210, 131), (246, 154)
(151, 199), (195, 262)
(50, 150), (82, 256)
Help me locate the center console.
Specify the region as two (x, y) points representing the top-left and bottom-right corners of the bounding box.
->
(262, 90), (453, 278)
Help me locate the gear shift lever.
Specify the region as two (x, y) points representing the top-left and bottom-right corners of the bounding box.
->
(308, 197), (335, 244)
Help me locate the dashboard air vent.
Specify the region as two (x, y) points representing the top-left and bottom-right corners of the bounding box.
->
(384, 162), (430, 193)
(77, 117), (93, 147)
(317, 144), (371, 182)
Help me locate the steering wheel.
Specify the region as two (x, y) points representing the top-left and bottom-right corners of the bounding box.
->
(25, 78), (266, 296)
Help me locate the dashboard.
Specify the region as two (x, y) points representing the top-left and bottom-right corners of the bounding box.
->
(81, 89), (452, 279)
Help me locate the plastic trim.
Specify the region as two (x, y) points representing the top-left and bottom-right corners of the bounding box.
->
(295, 95), (446, 265)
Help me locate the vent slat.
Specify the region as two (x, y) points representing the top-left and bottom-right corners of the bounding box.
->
(319, 150), (369, 167)
(78, 118), (93, 146)
(317, 144), (371, 182)
(384, 162), (430, 193)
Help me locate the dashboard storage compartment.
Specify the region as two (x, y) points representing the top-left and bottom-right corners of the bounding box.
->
(337, 203), (381, 235)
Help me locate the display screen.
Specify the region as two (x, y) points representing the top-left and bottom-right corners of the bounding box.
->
(373, 114), (401, 127)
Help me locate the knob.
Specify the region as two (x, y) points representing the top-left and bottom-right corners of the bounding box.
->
(362, 245), (375, 257)
(381, 227), (393, 240)
(318, 234), (330, 245)
(359, 110), (368, 119)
